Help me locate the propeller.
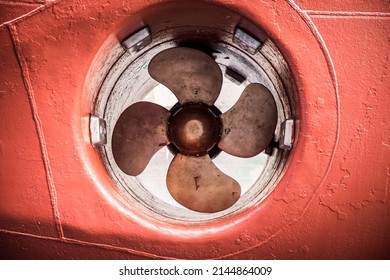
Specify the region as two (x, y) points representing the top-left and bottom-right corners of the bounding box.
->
(112, 47), (277, 213)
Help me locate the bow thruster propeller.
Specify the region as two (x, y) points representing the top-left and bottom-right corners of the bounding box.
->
(167, 154), (241, 213)
(112, 102), (169, 176)
(148, 47), (223, 106)
(112, 47), (278, 213)
(218, 83), (277, 157)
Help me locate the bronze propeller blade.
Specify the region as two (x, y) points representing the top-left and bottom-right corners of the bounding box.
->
(112, 102), (170, 176)
(218, 83), (277, 157)
(166, 154), (241, 213)
(148, 47), (223, 106)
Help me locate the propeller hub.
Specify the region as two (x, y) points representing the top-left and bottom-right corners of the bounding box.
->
(168, 103), (221, 156)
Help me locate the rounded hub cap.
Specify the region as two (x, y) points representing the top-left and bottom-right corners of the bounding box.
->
(168, 103), (220, 155)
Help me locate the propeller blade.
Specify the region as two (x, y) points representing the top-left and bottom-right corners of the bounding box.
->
(148, 47), (222, 106)
(218, 83), (277, 157)
(167, 154), (241, 213)
(112, 102), (170, 176)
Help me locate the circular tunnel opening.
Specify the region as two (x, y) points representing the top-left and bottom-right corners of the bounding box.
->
(91, 1), (298, 223)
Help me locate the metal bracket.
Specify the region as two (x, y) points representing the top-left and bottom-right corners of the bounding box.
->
(233, 27), (262, 54)
(121, 26), (152, 53)
(90, 114), (107, 146)
(279, 119), (294, 150)
(225, 67), (246, 85)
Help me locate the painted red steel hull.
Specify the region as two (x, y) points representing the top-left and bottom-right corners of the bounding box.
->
(0, 0), (389, 259)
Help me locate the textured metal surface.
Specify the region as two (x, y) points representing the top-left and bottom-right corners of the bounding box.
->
(219, 83), (277, 157)
(167, 154), (241, 213)
(112, 102), (169, 176)
(148, 47), (223, 106)
(168, 103), (220, 156)
(0, 0), (389, 260)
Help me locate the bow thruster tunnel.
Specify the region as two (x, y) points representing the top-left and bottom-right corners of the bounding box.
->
(92, 2), (297, 221)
